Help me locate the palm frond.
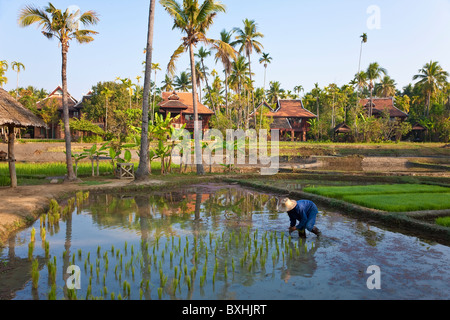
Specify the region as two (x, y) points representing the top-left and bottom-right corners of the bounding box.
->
(18, 5), (51, 28)
(167, 44), (187, 77)
(78, 11), (100, 26)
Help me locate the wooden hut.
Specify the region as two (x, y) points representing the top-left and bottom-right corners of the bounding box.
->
(0, 88), (47, 187)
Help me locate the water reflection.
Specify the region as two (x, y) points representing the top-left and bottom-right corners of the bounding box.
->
(1, 183), (449, 300)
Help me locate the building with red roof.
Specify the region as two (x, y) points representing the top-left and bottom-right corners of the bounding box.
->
(253, 99), (317, 141)
(159, 91), (214, 132)
(359, 97), (408, 121)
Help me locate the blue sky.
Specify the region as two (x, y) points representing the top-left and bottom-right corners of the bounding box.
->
(1, 0), (449, 100)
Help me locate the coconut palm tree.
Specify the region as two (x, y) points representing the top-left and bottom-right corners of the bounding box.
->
(0, 60), (8, 88)
(150, 62), (161, 123)
(358, 33), (368, 75)
(293, 85), (304, 99)
(190, 61), (208, 101)
(161, 74), (174, 92)
(160, 0), (235, 175)
(413, 61), (449, 117)
(100, 87), (114, 131)
(374, 75), (397, 98)
(174, 71), (192, 92)
(311, 83), (321, 121)
(266, 81), (284, 105)
(18, 3), (99, 181)
(11, 61), (25, 98)
(195, 47), (215, 112)
(135, 0), (156, 180)
(366, 62), (387, 116)
(228, 55), (250, 126)
(214, 29), (235, 116)
(259, 52), (272, 96)
(232, 19), (264, 127)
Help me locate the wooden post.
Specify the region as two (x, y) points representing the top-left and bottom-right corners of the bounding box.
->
(8, 124), (17, 188)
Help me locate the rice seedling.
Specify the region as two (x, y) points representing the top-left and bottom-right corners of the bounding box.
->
(30, 227), (36, 243)
(111, 292), (115, 300)
(199, 275), (205, 288)
(28, 242), (34, 261)
(48, 284), (56, 300)
(41, 227), (46, 242)
(140, 288), (143, 300)
(117, 293), (122, 300)
(31, 259), (39, 289)
(44, 241), (50, 259)
(157, 287), (163, 299)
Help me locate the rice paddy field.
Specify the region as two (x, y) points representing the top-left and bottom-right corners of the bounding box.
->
(1, 183), (449, 300)
(303, 184), (450, 212)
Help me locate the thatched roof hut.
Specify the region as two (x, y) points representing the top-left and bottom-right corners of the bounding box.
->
(0, 88), (47, 187)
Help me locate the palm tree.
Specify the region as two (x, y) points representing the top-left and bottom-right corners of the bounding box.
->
(375, 75), (397, 98)
(0, 60), (8, 88)
(195, 47), (215, 112)
(18, 3), (99, 181)
(100, 87), (114, 131)
(232, 19), (264, 127)
(266, 81), (284, 105)
(11, 61), (25, 98)
(174, 71), (192, 92)
(136, 0), (156, 180)
(413, 61), (449, 117)
(311, 83), (321, 121)
(293, 85), (304, 99)
(228, 55), (249, 126)
(161, 74), (174, 92)
(160, 0), (235, 175)
(190, 61), (208, 100)
(150, 62), (161, 123)
(259, 52), (272, 97)
(366, 62), (387, 116)
(358, 33), (368, 75)
(214, 29), (235, 116)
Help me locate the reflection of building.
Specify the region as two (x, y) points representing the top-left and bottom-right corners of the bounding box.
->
(158, 91), (214, 133)
(33, 86), (81, 139)
(253, 99), (317, 141)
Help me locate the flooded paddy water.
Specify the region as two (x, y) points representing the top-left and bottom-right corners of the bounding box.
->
(0, 183), (449, 300)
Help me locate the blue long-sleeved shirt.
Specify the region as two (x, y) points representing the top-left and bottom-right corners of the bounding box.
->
(287, 200), (317, 230)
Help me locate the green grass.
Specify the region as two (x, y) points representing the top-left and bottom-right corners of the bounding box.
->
(0, 161), (178, 186)
(435, 216), (450, 228)
(304, 184), (450, 199)
(342, 193), (450, 212)
(303, 184), (450, 212)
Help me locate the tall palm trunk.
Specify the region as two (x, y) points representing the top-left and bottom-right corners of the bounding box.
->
(224, 70), (229, 116)
(201, 59), (215, 113)
(247, 52), (256, 128)
(189, 42), (204, 175)
(136, 0), (156, 180)
(61, 43), (76, 181)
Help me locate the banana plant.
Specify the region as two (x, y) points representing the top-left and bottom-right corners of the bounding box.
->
(67, 152), (87, 178)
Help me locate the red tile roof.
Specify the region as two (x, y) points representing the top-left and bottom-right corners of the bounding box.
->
(160, 92), (214, 115)
(359, 97), (408, 118)
(266, 99), (316, 118)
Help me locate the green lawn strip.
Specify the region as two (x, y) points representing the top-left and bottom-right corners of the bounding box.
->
(342, 193), (450, 212)
(303, 184), (450, 199)
(435, 216), (450, 228)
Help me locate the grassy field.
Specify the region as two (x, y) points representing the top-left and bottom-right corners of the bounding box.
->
(303, 184), (450, 212)
(436, 217), (450, 227)
(303, 184), (450, 198)
(0, 161), (175, 186)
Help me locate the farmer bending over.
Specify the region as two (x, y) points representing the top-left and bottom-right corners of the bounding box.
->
(280, 198), (321, 238)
